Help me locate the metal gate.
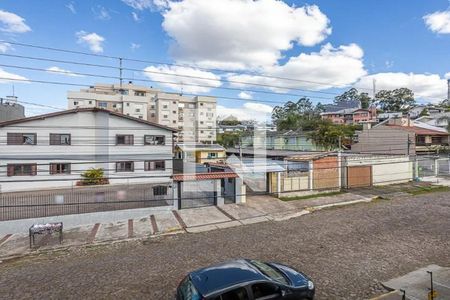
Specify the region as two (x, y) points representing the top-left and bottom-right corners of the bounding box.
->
(347, 166), (372, 188)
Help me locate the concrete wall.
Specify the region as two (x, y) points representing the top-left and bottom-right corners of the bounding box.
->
(0, 111), (174, 192)
(352, 126), (415, 155)
(0, 103), (25, 122)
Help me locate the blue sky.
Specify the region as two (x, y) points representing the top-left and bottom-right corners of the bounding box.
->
(0, 0), (449, 119)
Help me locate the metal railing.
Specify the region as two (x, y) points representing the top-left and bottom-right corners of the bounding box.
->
(0, 183), (174, 221)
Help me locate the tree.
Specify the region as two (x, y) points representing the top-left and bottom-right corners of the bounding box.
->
(334, 88), (372, 109)
(217, 132), (243, 148)
(307, 120), (359, 151)
(272, 97), (323, 130)
(374, 88), (415, 112)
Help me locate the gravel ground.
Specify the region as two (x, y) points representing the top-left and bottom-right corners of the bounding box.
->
(1, 192), (449, 300)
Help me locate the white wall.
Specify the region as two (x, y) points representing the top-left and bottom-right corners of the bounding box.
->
(345, 156), (413, 186)
(0, 111), (174, 192)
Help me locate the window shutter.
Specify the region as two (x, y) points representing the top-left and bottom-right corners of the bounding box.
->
(31, 164), (37, 176)
(131, 162), (134, 172)
(7, 133), (21, 145)
(6, 165), (14, 176)
(49, 134), (59, 145)
(50, 164), (56, 174)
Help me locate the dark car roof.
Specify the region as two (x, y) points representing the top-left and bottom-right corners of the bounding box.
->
(189, 259), (266, 297)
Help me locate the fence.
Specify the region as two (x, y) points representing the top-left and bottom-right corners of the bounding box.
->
(0, 183), (174, 221)
(417, 156), (450, 177)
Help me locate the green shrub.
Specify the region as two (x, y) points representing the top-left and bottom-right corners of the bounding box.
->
(80, 168), (106, 186)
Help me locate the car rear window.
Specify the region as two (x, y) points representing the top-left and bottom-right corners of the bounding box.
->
(178, 276), (201, 300)
(249, 260), (289, 285)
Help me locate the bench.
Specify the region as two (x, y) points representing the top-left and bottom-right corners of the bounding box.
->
(29, 222), (63, 248)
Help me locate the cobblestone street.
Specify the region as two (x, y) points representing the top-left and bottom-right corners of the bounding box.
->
(1, 192), (449, 300)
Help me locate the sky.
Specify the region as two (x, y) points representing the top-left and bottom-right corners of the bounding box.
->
(0, 0), (449, 121)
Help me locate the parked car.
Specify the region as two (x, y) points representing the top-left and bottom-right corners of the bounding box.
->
(176, 259), (315, 300)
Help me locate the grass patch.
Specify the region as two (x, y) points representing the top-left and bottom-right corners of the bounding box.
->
(407, 185), (450, 195)
(280, 191), (346, 201)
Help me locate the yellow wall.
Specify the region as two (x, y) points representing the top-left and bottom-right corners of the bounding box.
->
(195, 150), (226, 163)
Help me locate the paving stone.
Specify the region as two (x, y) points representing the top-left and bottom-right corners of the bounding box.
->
(95, 221), (128, 242)
(154, 211), (180, 233)
(178, 206), (230, 227)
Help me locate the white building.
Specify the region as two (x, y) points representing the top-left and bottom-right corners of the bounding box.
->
(0, 108), (176, 192)
(67, 83), (217, 143)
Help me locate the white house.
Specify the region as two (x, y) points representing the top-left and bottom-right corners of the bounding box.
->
(0, 108), (177, 192)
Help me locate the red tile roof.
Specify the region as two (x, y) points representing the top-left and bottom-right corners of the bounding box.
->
(386, 125), (448, 136)
(173, 172), (238, 181)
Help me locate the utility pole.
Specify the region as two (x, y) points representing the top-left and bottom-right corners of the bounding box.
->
(119, 57), (123, 89)
(372, 78), (377, 98)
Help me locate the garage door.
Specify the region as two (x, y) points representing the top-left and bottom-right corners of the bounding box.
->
(347, 166), (372, 188)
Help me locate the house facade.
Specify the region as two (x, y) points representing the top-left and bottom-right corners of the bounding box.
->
(321, 107), (377, 125)
(352, 118), (449, 155)
(241, 130), (326, 151)
(0, 108), (176, 192)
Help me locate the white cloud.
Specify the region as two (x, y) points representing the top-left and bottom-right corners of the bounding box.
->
(76, 31), (105, 53)
(142, 65), (222, 93)
(46, 66), (83, 77)
(0, 68), (28, 83)
(66, 2), (76, 14)
(424, 10), (450, 34)
(0, 42), (12, 53)
(122, 0), (169, 10)
(93, 6), (111, 20)
(357, 72), (449, 102)
(228, 43), (366, 92)
(238, 91), (253, 100)
(160, 0), (331, 69)
(217, 102), (273, 122)
(132, 12), (140, 22)
(445, 72), (450, 79)
(130, 43), (141, 51)
(0, 10), (31, 33)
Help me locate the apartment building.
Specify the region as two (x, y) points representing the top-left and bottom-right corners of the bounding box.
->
(0, 108), (176, 192)
(67, 83), (217, 143)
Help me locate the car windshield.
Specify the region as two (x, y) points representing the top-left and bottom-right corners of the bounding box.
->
(249, 260), (289, 285)
(178, 276), (201, 300)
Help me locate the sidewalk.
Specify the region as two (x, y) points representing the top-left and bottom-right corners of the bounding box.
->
(0, 191), (374, 260)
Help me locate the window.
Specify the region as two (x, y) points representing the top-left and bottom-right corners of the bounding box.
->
(50, 163), (71, 175)
(200, 103), (204, 106)
(212, 287), (249, 300)
(135, 91), (146, 96)
(150, 105), (155, 109)
(173, 110), (177, 114)
(173, 120), (177, 124)
(249, 260), (288, 285)
(138, 116), (143, 119)
(172, 101), (176, 104)
(144, 135), (165, 145)
(153, 185), (168, 196)
(251, 283), (279, 300)
(126, 103), (130, 107)
(207, 152), (218, 159)
(88, 101), (92, 104)
(163, 115), (168, 118)
(50, 134), (71, 145)
(113, 104), (117, 108)
(116, 161), (134, 172)
(163, 105), (168, 109)
(136, 108), (140, 112)
(7, 133), (37, 145)
(145, 160), (165, 171)
(73, 101), (79, 105)
(200, 121), (204, 124)
(98, 102), (107, 108)
(116, 135), (134, 145)
(7, 164), (37, 176)
(177, 277), (201, 300)
(151, 113), (155, 118)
